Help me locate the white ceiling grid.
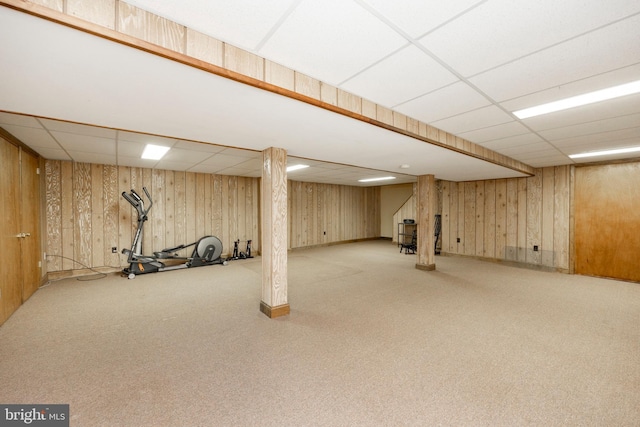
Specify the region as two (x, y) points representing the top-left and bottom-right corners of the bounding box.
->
(1, 0), (640, 182)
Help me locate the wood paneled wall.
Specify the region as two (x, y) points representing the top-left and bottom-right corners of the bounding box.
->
(288, 181), (380, 249)
(44, 160), (382, 273)
(441, 166), (571, 271)
(44, 160), (260, 273)
(392, 184), (417, 244)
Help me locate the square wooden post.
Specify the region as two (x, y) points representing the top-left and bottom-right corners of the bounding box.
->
(416, 174), (436, 271)
(260, 147), (290, 318)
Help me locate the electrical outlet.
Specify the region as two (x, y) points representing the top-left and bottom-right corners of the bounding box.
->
(112, 247), (118, 253)
(533, 245), (539, 252)
(323, 231), (326, 235)
(457, 238), (460, 243)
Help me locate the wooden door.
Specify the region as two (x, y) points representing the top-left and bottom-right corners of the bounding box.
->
(575, 162), (640, 282)
(20, 148), (41, 301)
(0, 138), (22, 325)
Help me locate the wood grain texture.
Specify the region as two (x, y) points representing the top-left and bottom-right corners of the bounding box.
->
(117, 2), (185, 53)
(67, 0), (115, 29)
(186, 28), (223, 66)
(575, 162), (640, 282)
(45, 160), (62, 271)
(20, 149), (41, 301)
(261, 147), (288, 309)
(225, 44), (263, 80)
(416, 175), (436, 268)
(265, 60), (295, 91)
(0, 138), (21, 325)
(44, 160), (262, 273)
(439, 167), (571, 271)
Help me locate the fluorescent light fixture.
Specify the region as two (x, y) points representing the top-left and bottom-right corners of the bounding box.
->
(286, 164), (309, 172)
(568, 146), (640, 159)
(513, 80), (640, 119)
(141, 144), (170, 160)
(358, 176), (396, 183)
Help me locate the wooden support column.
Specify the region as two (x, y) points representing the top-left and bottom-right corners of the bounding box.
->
(416, 174), (436, 271)
(260, 147), (290, 318)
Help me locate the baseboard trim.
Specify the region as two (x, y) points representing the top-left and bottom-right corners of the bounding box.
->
(260, 302), (290, 318)
(416, 263), (436, 271)
(439, 252), (570, 274)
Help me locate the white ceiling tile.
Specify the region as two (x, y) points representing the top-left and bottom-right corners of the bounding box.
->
(498, 141), (556, 156)
(480, 133), (544, 151)
(51, 132), (115, 155)
(161, 147), (215, 163)
(420, 0), (640, 77)
(340, 45), (458, 108)
(395, 81), (490, 123)
(539, 113), (640, 141)
(118, 131), (177, 146)
(0, 112), (41, 128)
(361, 0), (485, 38)
(28, 147), (71, 161)
(500, 64), (640, 113)
(521, 93), (640, 132)
(125, 0), (299, 51)
(117, 156), (160, 168)
(559, 138), (640, 156)
(173, 140), (226, 153)
(219, 147), (260, 158)
(41, 119), (116, 138)
(470, 14), (640, 101)
(199, 153), (252, 168)
(458, 121), (531, 144)
(430, 105), (514, 134)
(259, 0), (407, 84)
(118, 140), (147, 157)
(551, 128), (640, 149)
(0, 125), (60, 149)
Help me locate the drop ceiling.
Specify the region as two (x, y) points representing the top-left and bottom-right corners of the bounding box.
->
(1, 0), (640, 185)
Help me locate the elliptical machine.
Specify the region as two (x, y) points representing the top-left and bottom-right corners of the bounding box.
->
(121, 187), (227, 279)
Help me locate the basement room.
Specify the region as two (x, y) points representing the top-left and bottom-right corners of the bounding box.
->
(1, 1), (639, 426)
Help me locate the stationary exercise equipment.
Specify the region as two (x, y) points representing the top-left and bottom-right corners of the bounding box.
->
(227, 239), (254, 261)
(121, 187), (227, 279)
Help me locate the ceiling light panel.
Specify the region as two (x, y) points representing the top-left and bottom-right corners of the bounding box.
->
(517, 93), (640, 132)
(513, 80), (640, 119)
(469, 14), (640, 102)
(340, 45), (458, 108)
(569, 146), (640, 159)
(141, 144), (170, 159)
(420, 0), (640, 77)
(395, 81), (490, 123)
(259, 0), (407, 84)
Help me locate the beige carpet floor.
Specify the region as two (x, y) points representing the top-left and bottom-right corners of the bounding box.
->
(1, 240), (638, 426)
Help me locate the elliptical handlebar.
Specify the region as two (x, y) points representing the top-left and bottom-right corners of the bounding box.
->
(122, 186), (153, 220)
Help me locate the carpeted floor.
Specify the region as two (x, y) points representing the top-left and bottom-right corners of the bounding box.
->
(1, 240), (638, 426)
